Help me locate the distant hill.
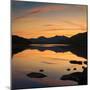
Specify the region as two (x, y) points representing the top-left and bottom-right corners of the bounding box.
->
(12, 35), (30, 46)
(69, 32), (87, 58)
(70, 32), (87, 47)
(12, 35), (31, 55)
(29, 36), (69, 44)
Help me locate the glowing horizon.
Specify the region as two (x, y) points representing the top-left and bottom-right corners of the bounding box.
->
(12, 1), (87, 39)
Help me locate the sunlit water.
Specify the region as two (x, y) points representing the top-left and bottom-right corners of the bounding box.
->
(12, 44), (86, 89)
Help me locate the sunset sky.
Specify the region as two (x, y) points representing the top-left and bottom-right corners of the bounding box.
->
(12, 1), (87, 38)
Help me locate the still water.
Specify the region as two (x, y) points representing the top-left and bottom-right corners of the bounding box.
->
(12, 44), (86, 89)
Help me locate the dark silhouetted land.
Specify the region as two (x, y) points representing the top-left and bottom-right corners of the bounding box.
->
(12, 32), (87, 58)
(61, 67), (87, 85)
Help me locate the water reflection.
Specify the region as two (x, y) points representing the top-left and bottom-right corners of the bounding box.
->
(12, 44), (87, 89)
(12, 44), (87, 59)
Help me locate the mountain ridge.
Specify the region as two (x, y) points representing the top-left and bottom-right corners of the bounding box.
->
(12, 32), (87, 44)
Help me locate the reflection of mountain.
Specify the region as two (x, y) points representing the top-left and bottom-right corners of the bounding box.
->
(12, 32), (87, 59)
(29, 45), (70, 52)
(27, 44), (87, 59)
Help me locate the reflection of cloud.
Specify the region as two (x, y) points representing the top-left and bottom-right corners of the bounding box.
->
(44, 57), (70, 61)
(14, 5), (64, 20)
(45, 28), (86, 31)
(42, 61), (56, 64)
(44, 24), (54, 26)
(30, 5), (64, 14)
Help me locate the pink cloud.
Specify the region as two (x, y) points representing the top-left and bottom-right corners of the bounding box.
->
(30, 5), (64, 14)
(14, 5), (65, 20)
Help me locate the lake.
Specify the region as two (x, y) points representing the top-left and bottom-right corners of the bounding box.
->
(12, 44), (87, 89)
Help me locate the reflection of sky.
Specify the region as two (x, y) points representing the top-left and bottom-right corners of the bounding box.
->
(12, 1), (87, 38)
(12, 49), (86, 88)
(13, 49), (86, 79)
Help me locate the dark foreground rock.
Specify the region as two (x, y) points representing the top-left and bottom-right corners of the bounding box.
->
(61, 68), (87, 85)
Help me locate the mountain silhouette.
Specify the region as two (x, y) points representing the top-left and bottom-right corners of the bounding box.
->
(12, 32), (87, 58)
(29, 36), (69, 44)
(70, 32), (87, 47)
(69, 32), (87, 58)
(12, 35), (30, 55)
(12, 35), (31, 45)
(12, 32), (87, 45)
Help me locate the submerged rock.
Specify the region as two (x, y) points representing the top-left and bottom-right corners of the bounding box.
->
(69, 60), (82, 65)
(39, 69), (44, 72)
(27, 72), (47, 78)
(73, 68), (77, 70)
(67, 68), (71, 71)
(84, 61), (87, 65)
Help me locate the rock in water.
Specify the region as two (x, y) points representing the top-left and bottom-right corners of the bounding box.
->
(27, 72), (47, 78)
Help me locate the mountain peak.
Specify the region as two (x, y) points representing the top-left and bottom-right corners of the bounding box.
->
(38, 36), (46, 39)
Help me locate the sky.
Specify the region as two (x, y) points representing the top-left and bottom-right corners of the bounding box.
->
(12, 1), (87, 38)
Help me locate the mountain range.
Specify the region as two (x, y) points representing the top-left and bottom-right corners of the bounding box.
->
(12, 32), (87, 45)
